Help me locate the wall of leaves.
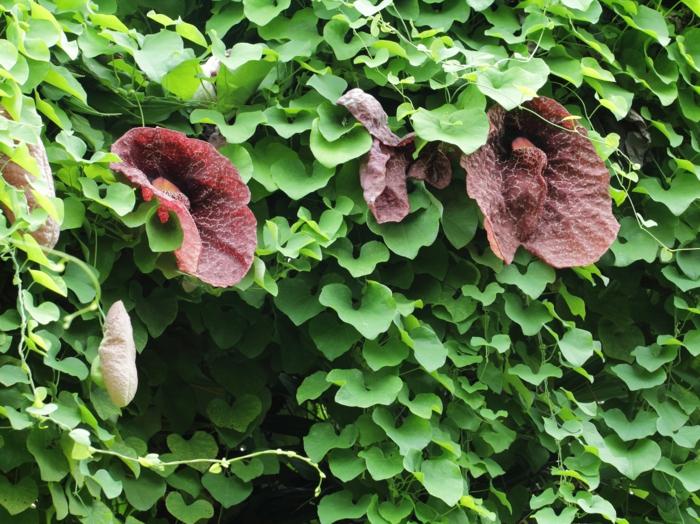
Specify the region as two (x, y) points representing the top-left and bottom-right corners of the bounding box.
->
(0, 0), (699, 522)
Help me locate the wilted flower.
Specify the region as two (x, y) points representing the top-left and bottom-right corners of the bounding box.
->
(407, 142), (452, 190)
(111, 127), (257, 287)
(337, 88), (452, 224)
(0, 111), (59, 248)
(99, 300), (138, 408)
(460, 97), (619, 268)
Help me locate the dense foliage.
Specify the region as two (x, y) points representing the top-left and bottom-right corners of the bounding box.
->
(0, 0), (699, 522)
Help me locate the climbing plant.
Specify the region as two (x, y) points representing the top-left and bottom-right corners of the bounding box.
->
(0, 0), (698, 522)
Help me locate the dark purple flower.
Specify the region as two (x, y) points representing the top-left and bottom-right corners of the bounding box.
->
(111, 127), (257, 287)
(338, 88), (452, 224)
(460, 97), (619, 268)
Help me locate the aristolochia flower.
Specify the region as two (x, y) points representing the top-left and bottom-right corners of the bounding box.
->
(337, 88), (452, 224)
(460, 97), (620, 268)
(111, 127), (257, 287)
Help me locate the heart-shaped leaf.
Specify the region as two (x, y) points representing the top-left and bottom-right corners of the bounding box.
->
(165, 492), (214, 524)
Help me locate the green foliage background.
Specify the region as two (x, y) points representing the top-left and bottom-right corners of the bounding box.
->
(0, 0), (699, 522)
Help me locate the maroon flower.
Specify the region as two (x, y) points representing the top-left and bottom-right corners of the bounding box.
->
(337, 88), (452, 224)
(407, 142), (452, 190)
(111, 127), (257, 287)
(460, 97), (619, 268)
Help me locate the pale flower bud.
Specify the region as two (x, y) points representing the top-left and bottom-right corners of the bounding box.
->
(98, 300), (138, 407)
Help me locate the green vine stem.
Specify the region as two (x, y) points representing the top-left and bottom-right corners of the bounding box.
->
(91, 447), (326, 497)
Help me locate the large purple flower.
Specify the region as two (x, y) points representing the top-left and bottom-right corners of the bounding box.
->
(337, 88), (452, 223)
(111, 127), (256, 287)
(460, 97), (620, 268)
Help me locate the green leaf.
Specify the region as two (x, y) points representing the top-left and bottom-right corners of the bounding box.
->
(28, 269), (67, 297)
(43, 66), (87, 103)
(303, 422), (357, 462)
(397, 388), (442, 419)
(662, 265), (700, 292)
(591, 433), (662, 480)
(655, 457), (700, 493)
(610, 216), (659, 266)
(462, 282), (504, 306)
(60, 196), (85, 230)
(243, 0), (292, 26)
(22, 291), (59, 324)
(0, 365), (29, 386)
(165, 492), (214, 524)
(310, 119), (372, 168)
(26, 429), (69, 482)
(175, 21), (207, 47)
(610, 363), (666, 391)
(274, 273), (324, 326)
(0, 476), (38, 516)
(635, 174), (700, 216)
(508, 362), (562, 386)
(496, 261), (556, 299)
(323, 19), (369, 60)
(367, 186), (442, 259)
(162, 59), (203, 99)
(318, 491), (371, 524)
(620, 5), (670, 45)
(308, 312), (361, 360)
(559, 328), (599, 367)
(326, 239), (390, 278)
(219, 144), (254, 182)
(318, 102), (358, 142)
(133, 30), (194, 83)
(572, 492), (616, 521)
(90, 469), (123, 500)
(476, 59), (550, 110)
(503, 293), (552, 336)
(547, 46), (584, 87)
(307, 74), (348, 103)
(585, 78), (634, 120)
(532, 507), (577, 524)
(420, 459), (464, 506)
(270, 151), (335, 199)
(411, 103), (489, 155)
(190, 109), (265, 144)
(123, 472), (166, 511)
(441, 191), (479, 249)
(135, 288), (178, 338)
(631, 344), (677, 372)
(79, 178), (135, 216)
(145, 210), (183, 252)
(326, 368), (403, 408)
(319, 281), (396, 340)
(683, 329), (700, 356)
(682, 0), (700, 15)
(164, 432), (218, 473)
(296, 371), (331, 403)
(358, 446), (404, 480)
(372, 407), (432, 454)
(602, 409), (657, 441)
(406, 325), (447, 372)
(207, 395), (262, 432)
(470, 333), (511, 353)
(362, 335), (409, 371)
(213, 41), (266, 73)
(677, 243), (700, 280)
(201, 473), (251, 508)
(263, 107), (315, 138)
(328, 449), (366, 482)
